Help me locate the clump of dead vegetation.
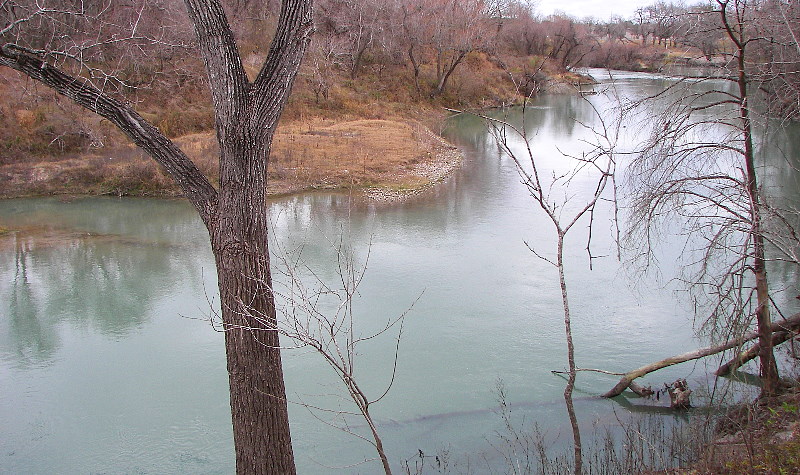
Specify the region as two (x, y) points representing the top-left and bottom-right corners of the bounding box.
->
(686, 387), (800, 474)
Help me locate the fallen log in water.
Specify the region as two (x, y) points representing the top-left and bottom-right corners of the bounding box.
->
(716, 330), (797, 376)
(601, 313), (800, 398)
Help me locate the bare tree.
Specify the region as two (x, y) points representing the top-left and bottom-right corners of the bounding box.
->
(499, 1), (548, 57)
(633, 7), (655, 45)
(316, 0), (388, 78)
(545, 16), (592, 70)
(647, 1), (681, 47)
(472, 91), (621, 473)
(271, 235), (413, 475)
(676, 3), (725, 61)
(751, 0), (800, 120)
(396, 0), (489, 97)
(430, 0), (487, 96)
(303, 29), (343, 103)
(625, 0), (800, 399)
(1, 0), (313, 473)
(205, 231), (412, 475)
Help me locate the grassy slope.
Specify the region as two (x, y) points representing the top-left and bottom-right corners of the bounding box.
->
(0, 50), (577, 199)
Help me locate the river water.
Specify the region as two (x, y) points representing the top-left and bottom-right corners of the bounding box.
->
(2, 70), (799, 473)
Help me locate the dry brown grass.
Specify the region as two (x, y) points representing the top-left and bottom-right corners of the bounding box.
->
(173, 118), (453, 195)
(688, 388), (800, 474)
(0, 41), (545, 200)
(0, 118), (458, 198)
(269, 118), (441, 192)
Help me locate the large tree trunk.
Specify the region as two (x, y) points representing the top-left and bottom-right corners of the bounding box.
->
(183, 0), (311, 471)
(211, 187), (296, 473)
(2, 0), (312, 472)
(209, 133), (296, 473)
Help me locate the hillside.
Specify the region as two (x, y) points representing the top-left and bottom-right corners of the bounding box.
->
(0, 49), (586, 199)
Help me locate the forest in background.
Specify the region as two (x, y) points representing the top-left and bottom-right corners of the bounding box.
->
(2, 0), (797, 197)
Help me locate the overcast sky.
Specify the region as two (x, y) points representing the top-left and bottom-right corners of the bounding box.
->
(535, 0), (657, 21)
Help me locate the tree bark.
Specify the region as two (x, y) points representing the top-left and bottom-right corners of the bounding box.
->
(433, 50), (467, 96)
(557, 234), (583, 475)
(2, 0), (313, 473)
(212, 213), (295, 473)
(716, 330), (797, 376)
(184, 0), (312, 472)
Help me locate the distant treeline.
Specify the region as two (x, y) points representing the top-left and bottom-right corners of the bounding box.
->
(1, 0), (798, 162)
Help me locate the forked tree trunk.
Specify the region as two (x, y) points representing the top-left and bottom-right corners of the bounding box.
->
(1, 0), (313, 472)
(433, 50), (467, 96)
(186, 0), (312, 469)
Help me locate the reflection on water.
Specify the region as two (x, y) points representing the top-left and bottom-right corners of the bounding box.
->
(1, 70), (799, 474)
(8, 238), (59, 365)
(0, 199), (230, 474)
(1, 200), (213, 366)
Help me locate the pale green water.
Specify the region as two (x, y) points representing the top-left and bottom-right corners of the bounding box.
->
(2, 70), (799, 474)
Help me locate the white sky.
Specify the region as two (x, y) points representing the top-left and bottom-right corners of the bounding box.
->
(535, 0), (658, 21)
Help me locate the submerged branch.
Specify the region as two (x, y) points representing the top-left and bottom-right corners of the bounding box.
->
(602, 312), (800, 398)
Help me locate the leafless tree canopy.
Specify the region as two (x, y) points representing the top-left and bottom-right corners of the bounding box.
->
(0, 1), (197, 92)
(624, 0), (800, 397)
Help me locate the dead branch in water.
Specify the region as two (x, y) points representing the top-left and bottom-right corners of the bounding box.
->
(601, 313), (800, 398)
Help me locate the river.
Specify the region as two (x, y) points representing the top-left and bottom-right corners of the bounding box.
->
(2, 70), (799, 473)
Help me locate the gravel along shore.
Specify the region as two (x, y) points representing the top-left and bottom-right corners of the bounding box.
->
(363, 129), (464, 203)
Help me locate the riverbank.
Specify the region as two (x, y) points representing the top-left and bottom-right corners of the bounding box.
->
(668, 385), (800, 474)
(0, 117), (464, 202)
(1, 45), (590, 202)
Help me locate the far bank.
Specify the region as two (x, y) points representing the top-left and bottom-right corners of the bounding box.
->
(0, 118), (465, 201)
(1, 49), (590, 201)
